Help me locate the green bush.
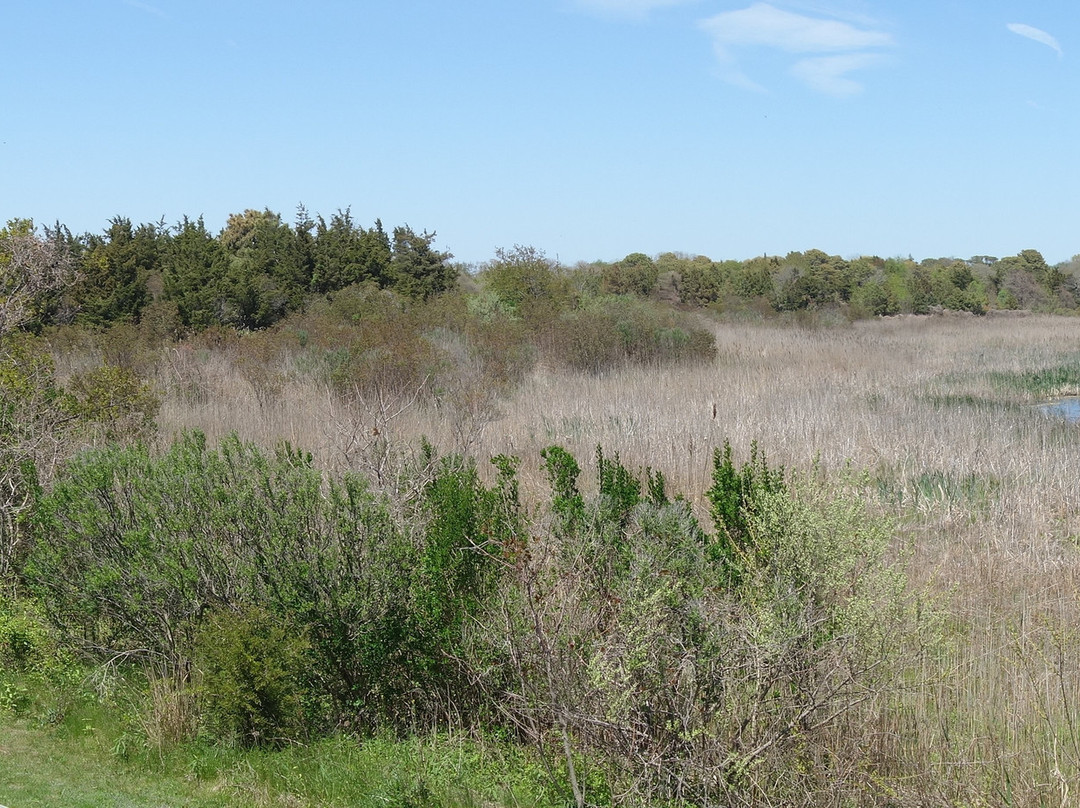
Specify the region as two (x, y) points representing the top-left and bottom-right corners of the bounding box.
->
(543, 296), (716, 374)
(0, 597), (57, 674)
(27, 432), (524, 733)
(488, 442), (923, 806)
(194, 606), (310, 746)
(601, 253), (659, 297)
(705, 439), (786, 584)
(65, 362), (160, 441)
(23, 431), (928, 805)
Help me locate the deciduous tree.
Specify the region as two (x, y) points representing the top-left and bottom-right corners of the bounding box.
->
(0, 219), (77, 335)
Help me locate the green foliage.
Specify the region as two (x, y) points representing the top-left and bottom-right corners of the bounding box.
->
(311, 209), (390, 294)
(988, 360), (1080, 397)
(72, 217), (158, 326)
(677, 258), (725, 307)
(194, 605), (310, 747)
(15, 202), (1080, 330)
(390, 225), (455, 301)
(706, 440), (786, 583)
(540, 445), (585, 533)
(162, 216), (230, 330)
(64, 363), (160, 441)
(595, 445), (641, 530)
(601, 252), (659, 297)
(908, 469), (1000, 510)
(28, 432), (522, 733)
(495, 442), (921, 805)
(774, 249), (860, 310)
(481, 245), (572, 316)
(0, 597), (60, 675)
(218, 208), (313, 329)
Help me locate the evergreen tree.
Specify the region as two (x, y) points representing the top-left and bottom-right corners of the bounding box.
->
(389, 225), (455, 300)
(162, 216), (229, 329)
(73, 217), (157, 326)
(311, 209), (391, 294)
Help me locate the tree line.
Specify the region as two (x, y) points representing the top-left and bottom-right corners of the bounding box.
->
(4, 207), (455, 335)
(5, 209), (1078, 342)
(670, 247), (1078, 316)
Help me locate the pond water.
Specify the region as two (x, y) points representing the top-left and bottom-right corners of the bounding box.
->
(1039, 397), (1080, 423)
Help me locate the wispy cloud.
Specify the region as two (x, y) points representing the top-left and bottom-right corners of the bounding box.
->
(123, 0), (168, 19)
(575, 0), (698, 19)
(1007, 23), (1063, 57)
(791, 52), (885, 96)
(699, 2), (892, 95)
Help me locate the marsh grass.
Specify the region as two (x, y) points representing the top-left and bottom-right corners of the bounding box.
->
(53, 312), (1080, 804)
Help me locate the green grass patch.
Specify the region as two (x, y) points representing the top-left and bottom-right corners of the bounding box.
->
(0, 719), (235, 808)
(923, 392), (1003, 410)
(874, 469), (1001, 512)
(987, 361), (1080, 398)
(909, 470), (1000, 509)
(0, 713), (563, 808)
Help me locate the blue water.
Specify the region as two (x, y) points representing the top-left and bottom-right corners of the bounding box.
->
(1039, 397), (1080, 423)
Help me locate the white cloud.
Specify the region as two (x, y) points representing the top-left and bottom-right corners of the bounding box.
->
(701, 3), (891, 53)
(575, 0), (698, 18)
(699, 2), (892, 94)
(1007, 23), (1063, 57)
(791, 53), (884, 96)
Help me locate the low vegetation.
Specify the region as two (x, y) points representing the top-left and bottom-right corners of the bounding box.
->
(4, 214), (1080, 806)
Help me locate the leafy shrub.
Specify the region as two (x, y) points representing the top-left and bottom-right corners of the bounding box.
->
(601, 253), (659, 297)
(28, 432), (524, 733)
(543, 296), (716, 374)
(480, 245), (573, 316)
(705, 440), (786, 584)
(0, 597), (58, 674)
(194, 605), (310, 746)
(65, 363), (160, 441)
(487, 442), (923, 806)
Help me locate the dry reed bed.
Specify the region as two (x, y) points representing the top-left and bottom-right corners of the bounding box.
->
(155, 314), (1080, 564)
(154, 313), (1080, 621)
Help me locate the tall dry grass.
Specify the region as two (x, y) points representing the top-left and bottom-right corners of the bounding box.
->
(148, 311), (1080, 805)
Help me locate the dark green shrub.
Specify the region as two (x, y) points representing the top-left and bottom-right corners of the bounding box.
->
(194, 605), (310, 746)
(595, 445), (640, 531)
(540, 445), (585, 534)
(601, 253), (659, 297)
(705, 440), (786, 584)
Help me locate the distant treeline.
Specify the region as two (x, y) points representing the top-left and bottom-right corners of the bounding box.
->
(3, 208), (455, 334)
(3, 207), (1078, 336)
(667, 247), (1078, 317)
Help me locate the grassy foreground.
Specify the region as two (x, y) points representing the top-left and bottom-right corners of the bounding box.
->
(0, 720), (231, 808)
(0, 711), (558, 808)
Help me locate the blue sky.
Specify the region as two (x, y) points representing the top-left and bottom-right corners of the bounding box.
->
(4, 1), (1077, 265)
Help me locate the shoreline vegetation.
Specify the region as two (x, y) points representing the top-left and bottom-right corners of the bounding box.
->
(4, 215), (1080, 806)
